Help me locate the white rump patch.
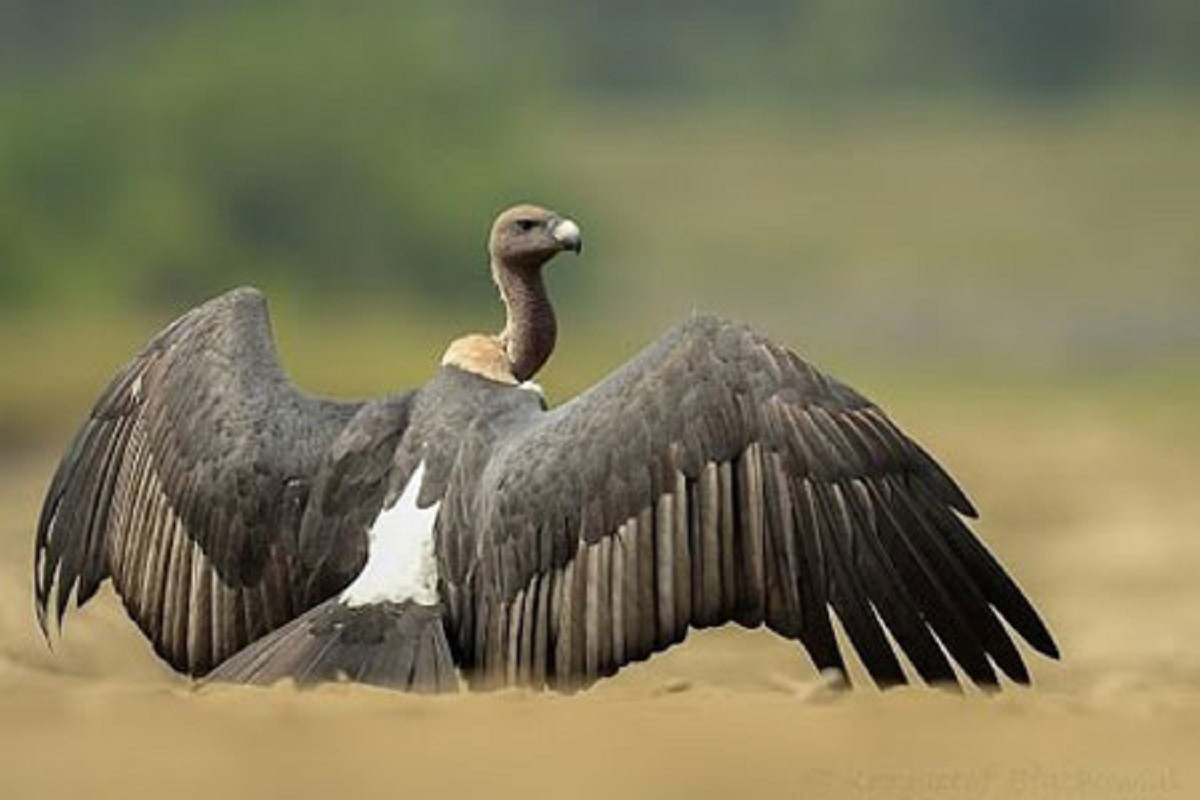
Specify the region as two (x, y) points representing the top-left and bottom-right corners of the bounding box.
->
(518, 380), (545, 398)
(341, 461), (442, 607)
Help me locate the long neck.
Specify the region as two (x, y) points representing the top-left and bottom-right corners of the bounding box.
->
(494, 260), (556, 382)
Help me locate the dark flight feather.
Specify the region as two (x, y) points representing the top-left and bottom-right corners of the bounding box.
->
(33, 287), (412, 675)
(38, 285), (1057, 694)
(433, 316), (1057, 691)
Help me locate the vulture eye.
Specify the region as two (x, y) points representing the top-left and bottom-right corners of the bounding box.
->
(514, 219), (537, 232)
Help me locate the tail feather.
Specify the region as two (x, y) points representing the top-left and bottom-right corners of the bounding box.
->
(207, 599), (460, 693)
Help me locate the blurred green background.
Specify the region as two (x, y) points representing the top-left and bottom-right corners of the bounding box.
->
(0, 0), (1197, 444)
(3, 7), (1200, 787)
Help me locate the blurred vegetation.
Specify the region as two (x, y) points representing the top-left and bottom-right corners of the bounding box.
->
(543, 0), (1200, 100)
(0, 1), (564, 310)
(1, 0), (1198, 311)
(0, 0), (1198, 445)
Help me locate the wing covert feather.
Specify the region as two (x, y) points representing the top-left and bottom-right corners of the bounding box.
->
(34, 287), (377, 675)
(450, 316), (1057, 690)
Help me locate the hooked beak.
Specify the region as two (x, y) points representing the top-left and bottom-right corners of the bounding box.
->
(550, 217), (582, 254)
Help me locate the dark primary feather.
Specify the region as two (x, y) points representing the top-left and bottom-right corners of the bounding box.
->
(434, 315), (1058, 691)
(37, 286), (1057, 694)
(33, 287), (397, 675)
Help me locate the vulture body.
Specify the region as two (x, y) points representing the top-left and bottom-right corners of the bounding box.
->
(36, 204), (1058, 692)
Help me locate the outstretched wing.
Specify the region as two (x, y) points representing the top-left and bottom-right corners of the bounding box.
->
(35, 287), (377, 675)
(446, 315), (1059, 690)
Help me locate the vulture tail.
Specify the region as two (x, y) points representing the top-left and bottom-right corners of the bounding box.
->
(206, 599), (460, 693)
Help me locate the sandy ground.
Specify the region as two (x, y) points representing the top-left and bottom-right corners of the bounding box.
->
(1, 404), (1197, 800)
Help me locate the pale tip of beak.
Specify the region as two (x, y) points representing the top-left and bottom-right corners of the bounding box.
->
(552, 218), (582, 253)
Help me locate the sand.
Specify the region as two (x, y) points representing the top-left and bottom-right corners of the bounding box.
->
(2, 405), (1197, 799)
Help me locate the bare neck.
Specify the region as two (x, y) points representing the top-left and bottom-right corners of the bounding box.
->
(493, 259), (556, 382)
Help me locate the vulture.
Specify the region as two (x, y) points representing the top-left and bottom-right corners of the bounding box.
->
(35, 203), (1059, 693)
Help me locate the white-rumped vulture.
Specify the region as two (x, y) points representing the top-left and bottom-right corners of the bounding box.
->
(35, 204), (1058, 693)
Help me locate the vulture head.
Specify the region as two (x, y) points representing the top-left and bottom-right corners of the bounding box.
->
(489, 203), (582, 271)
(442, 204), (581, 385)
